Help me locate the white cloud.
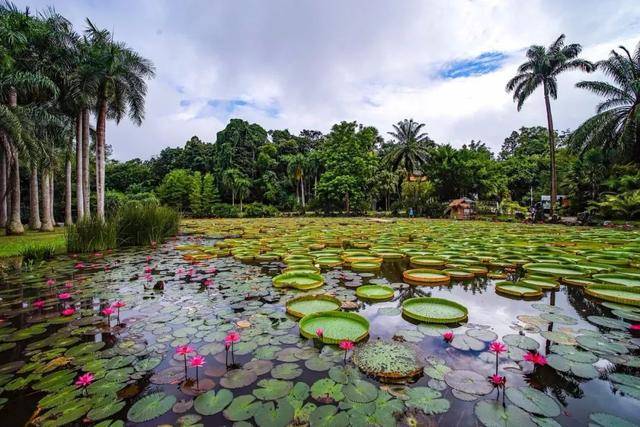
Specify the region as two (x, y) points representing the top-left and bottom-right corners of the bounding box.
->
(16, 0), (640, 159)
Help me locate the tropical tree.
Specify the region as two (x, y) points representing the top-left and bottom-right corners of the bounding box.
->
(570, 41), (640, 161)
(222, 168), (245, 207)
(83, 20), (155, 220)
(236, 176), (251, 213)
(506, 34), (593, 216)
(285, 153), (306, 208)
(384, 119), (434, 179)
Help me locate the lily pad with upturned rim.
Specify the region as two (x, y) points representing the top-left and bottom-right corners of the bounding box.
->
(351, 340), (423, 382)
(403, 269), (450, 286)
(299, 311), (369, 344)
(286, 295), (341, 318)
(272, 272), (324, 290)
(402, 297), (468, 323)
(585, 285), (640, 307)
(495, 282), (543, 298)
(355, 285), (394, 301)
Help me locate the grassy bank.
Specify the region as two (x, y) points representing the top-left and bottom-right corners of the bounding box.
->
(0, 228), (66, 258)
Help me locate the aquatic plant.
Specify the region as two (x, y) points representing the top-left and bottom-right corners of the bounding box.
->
(442, 331), (454, 343)
(339, 340), (354, 363)
(523, 352), (547, 366)
(189, 354), (206, 388)
(176, 345), (195, 377)
(225, 331), (240, 366)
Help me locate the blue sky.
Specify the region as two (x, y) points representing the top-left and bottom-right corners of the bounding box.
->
(14, 0), (640, 160)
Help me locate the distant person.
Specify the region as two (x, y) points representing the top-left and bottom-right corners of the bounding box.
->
(408, 207), (414, 218)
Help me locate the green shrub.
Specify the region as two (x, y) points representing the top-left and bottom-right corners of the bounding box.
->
(66, 217), (118, 253)
(105, 190), (128, 216)
(116, 203), (180, 247)
(243, 203), (279, 218)
(127, 192), (159, 205)
(211, 203), (240, 218)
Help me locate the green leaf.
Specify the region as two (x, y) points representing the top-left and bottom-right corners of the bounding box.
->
(309, 405), (349, 427)
(405, 386), (450, 415)
(223, 394), (261, 421)
(271, 363), (303, 380)
(127, 392), (176, 423)
(87, 397), (126, 421)
(505, 387), (561, 417)
(254, 399), (294, 427)
(194, 389), (233, 416)
(342, 380), (378, 403)
(311, 379), (344, 403)
(475, 400), (535, 427)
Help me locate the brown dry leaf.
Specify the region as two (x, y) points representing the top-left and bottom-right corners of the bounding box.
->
(236, 320), (251, 328)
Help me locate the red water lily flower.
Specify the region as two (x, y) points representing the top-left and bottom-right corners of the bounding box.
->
(175, 345), (195, 356)
(32, 300), (45, 310)
(442, 331), (454, 342)
(226, 331), (240, 343)
(489, 374), (506, 387)
(46, 278), (55, 286)
(101, 307), (115, 316)
(189, 355), (206, 368)
(339, 340), (354, 351)
(74, 262), (85, 269)
(523, 352), (547, 366)
(113, 301), (126, 309)
(62, 307), (75, 316)
(630, 324), (640, 331)
(58, 293), (71, 300)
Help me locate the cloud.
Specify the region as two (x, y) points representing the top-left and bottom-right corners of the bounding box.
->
(14, 0), (640, 159)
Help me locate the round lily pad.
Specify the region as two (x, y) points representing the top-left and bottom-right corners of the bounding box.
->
(299, 311), (369, 344)
(355, 285), (394, 301)
(503, 334), (540, 351)
(352, 340), (423, 381)
(505, 386), (561, 417)
(127, 392), (176, 423)
(523, 263), (586, 278)
(194, 389), (233, 415)
(223, 394), (261, 421)
(585, 285), (640, 307)
(271, 363), (302, 380)
(495, 282), (543, 298)
(253, 379), (293, 400)
(444, 370), (493, 395)
(311, 378), (344, 403)
(402, 297), (468, 323)
(343, 380), (378, 403)
(254, 400), (294, 427)
(403, 269), (450, 286)
(593, 273), (640, 287)
(286, 295), (341, 318)
(220, 369), (258, 389)
(309, 405), (349, 427)
(475, 400), (535, 427)
(273, 272), (324, 290)
(405, 386), (450, 415)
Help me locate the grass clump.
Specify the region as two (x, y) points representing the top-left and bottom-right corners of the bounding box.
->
(66, 203), (180, 253)
(19, 244), (57, 263)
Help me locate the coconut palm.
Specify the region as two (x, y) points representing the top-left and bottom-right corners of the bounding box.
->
(384, 119), (434, 179)
(82, 20), (155, 220)
(506, 34), (593, 216)
(570, 41), (640, 162)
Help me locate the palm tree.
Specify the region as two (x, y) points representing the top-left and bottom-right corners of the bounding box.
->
(222, 168), (244, 207)
(570, 41), (640, 161)
(376, 169), (399, 212)
(506, 34), (593, 216)
(236, 176), (251, 213)
(285, 153), (306, 208)
(83, 20), (155, 220)
(384, 119), (434, 179)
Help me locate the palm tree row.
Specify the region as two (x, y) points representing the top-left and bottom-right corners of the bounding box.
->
(0, 2), (154, 234)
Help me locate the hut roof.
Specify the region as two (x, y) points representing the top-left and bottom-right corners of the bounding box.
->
(448, 198), (470, 208)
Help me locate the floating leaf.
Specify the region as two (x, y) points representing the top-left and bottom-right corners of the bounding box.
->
(445, 370), (493, 395)
(194, 389), (233, 415)
(271, 363), (302, 380)
(223, 394), (261, 421)
(405, 386), (450, 415)
(503, 334), (539, 351)
(220, 369), (258, 389)
(475, 400), (535, 427)
(343, 380), (378, 403)
(253, 379), (294, 400)
(87, 398), (126, 421)
(505, 387), (561, 417)
(309, 405), (349, 427)
(127, 392), (176, 423)
(311, 378), (344, 403)
(254, 399), (294, 427)
(589, 412), (638, 427)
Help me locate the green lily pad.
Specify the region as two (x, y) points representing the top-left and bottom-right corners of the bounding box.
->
(505, 387), (561, 417)
(299, 311), (369, 344)
(127, 392), (176, 423)
(194, 389), (233, 415)
(444, 370), (493, 395)
(223, 394), (261, 421)
(254, 399), (295, 427)
(352, 340), (423, 380)
(475, 400), (535, 427)
(451, 334), (485, 351)
(305, 357), (333, 372)
(87, 398), (126, 421)
(503, 334), (540, 351)
(311, 378), (344, 403)
(220, 369), (258, 389)
(343, 380), (378, 403)
(309, 405), (349, 427)
(589, 412), (638, 427)
(405, 386), (450, 415)
(402, 297), (468, 323)
(286, 295), (341, 318)
(355, 285), (394, 301)
(253, 379), (294, 400)
(272, 363), (302, 380)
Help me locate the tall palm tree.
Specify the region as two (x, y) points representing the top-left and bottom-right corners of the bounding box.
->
(384, 119), (434, 179)
(506, 34), (593, 216)
(83, 20), (155, 220)
(570, 41), (640, 161)
(222, 168), (244, 207)
(285, 153), (306, 208)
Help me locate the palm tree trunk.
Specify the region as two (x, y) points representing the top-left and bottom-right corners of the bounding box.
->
(65, 150), (73, 226)
(345, 191), (350, 214)
(0, 145), (7, 228)
(50, 169), (55, 224)
(82, 108), (90, 217)
(96, 100), (107, 220)
(5, 87), (23, 235)
(543, 84), (557, 217)
(29, 165), (41, 230)
(240, 197), (243, 212)
(300, 177), (306, 208)
(40, 169), (54, 231)
(76, 112), (84, 220)
(231, 191), (235, 207)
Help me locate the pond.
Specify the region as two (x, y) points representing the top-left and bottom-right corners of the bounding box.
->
(1, 218), (639, 427)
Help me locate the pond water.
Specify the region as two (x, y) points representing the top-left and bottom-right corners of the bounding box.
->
(1, 218), (639, 426)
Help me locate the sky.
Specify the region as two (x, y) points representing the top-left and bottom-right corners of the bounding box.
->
(16, 0), (640, 160)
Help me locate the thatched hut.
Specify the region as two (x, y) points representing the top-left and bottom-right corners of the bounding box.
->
(447, 198), (474, 219)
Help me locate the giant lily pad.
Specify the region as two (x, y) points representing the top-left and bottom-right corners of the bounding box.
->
(273, 272), (324, 290)
(286, 295), (341, 318)
(523, 263), (586, 278)
(593, 273), (640, 287)
(402, 269), (450, 286)
(585, 285), (640, 307)
(299, 311), (369, 344)
(355, 285), (394, 301)
(495, 282), (543, 298)
(402, 297), (468, 323)
(352, 340), (423, 381)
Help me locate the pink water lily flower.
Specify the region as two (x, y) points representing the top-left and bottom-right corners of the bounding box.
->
(32, 300), (46, 309)
(489, 341), (508, 354)
(101, 307), (115, 316)
(339, 340), (354, 351)
(523, 352), (547, 366)
(176, 345), (195, 356)
(62, 307), (75, 316)
(316, 328), (324, 338)
(189, 355), (206, 367)
(46, 278), (56, 286)
(74, 262), (85, 269)
(58, 293), (71, 300)
(64, 281), (73, 289)
(203, 278), (213, 287)
(75, 372), (94, 388)
(489, 374), (506, 387)
(206, 267), (217, 274)
(442, 331), (454, 342)
(630, 324), (640, 331)
(113, 301), (126, 309)
(146, 255), (152, 262)
(144, 266), (152, 274)
(226, 331), (240, 343)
